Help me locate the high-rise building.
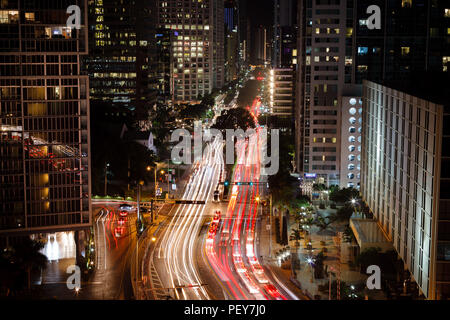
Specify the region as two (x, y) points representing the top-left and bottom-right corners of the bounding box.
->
(86, 0), (158, 122)
(273, 0), (298, 68)
(295, 0), (449, 186)
(157, 0), (224, 103)
(361, 76), (450, 299)
(0, 0), (91, 235)
(295, 0), (356, 186)
(269, 68), (295, 129)
(212, 0), (224, 89)
(155, 27), (173, 102)
(225, 0), (239, 83)
(354, 0), (450, 85)
(252, 25), (269, 66)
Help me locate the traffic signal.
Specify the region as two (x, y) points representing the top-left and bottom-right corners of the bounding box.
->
(236, 182), (241, 186)
(224, 181), (229, 186)
(249, 182), (253, 186)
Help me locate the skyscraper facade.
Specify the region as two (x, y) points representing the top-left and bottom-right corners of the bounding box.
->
(225, 0), (239, 83)
(157, 0), (224, 103)
(273, 0), (298, 68)
(86, 0), (158, 122)
(354, 0), (450, 84)
(295, 0), (356, 185)
(361, 78), (450, 299)
(0, 0), (91, 234)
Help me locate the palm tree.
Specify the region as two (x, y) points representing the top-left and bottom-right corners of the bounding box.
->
(12, 238), (48, 292)
(290, 228), (304, 246)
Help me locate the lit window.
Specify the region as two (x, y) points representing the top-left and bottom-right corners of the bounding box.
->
(401, 0), (412, 8)
(446, 9), (450, 18)
(25, 12), (35, 21)
(443, 56), (450, 72)
(401, 47), (410, 56)
(0, 10), (19, 23)
(346, 28), (353, 37)
(357, 65), (368, 72)
(358, 47), (368, 55)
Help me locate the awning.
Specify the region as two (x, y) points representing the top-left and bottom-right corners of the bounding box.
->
(350, 218), (392, 252)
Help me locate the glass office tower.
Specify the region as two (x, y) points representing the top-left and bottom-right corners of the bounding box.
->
(0, 0), (91, 234)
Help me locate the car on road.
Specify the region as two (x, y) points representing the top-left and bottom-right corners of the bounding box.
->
(119, 203), (133, 211)
(114, 227), (124, 237)
(233, 256), (246, 273)
(242, 272), (259, 294)
(264, 284), (282, 299)
(231, 185), (238, 198)
(212, 210), (221, 224)
(119, 210), (128, 217)
(253, 270), (269, 284)
(118, 217), (126, 226)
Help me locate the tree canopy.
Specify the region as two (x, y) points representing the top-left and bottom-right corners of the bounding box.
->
(212, 107), (255, 131)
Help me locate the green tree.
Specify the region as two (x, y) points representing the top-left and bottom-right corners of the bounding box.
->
(290, 228), (304, 245)
(335, 205), (354, 222)
(11, 238), (48, 292)
(212, 107), (255, 131)
(314, 251), (326, 279)
(329, 187), (359, 204)
(356, 247), (382, 272)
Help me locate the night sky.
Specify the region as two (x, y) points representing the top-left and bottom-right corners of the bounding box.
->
(241, 0), (274, 28)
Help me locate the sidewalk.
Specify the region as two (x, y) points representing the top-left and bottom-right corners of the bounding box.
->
(287, 205), (382, 300)
(131, 203), (174, 300)
(258, 212), (309, 300)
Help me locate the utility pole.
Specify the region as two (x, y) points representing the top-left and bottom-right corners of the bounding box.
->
(329, 271), (332, 300)
(104, 163), (109, 196)
(167, 159), (170, 199)
(269, 193), (273, 257)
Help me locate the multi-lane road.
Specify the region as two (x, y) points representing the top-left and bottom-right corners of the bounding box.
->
(142, 97), (300, 300)
(205, 98), (298, 300)
(145, 138), (224, 300)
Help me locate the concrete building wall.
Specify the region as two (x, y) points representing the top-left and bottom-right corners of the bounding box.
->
(361, 80), (444, 298)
